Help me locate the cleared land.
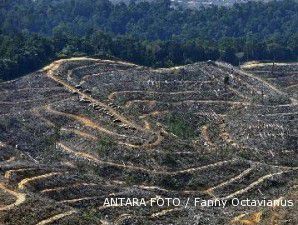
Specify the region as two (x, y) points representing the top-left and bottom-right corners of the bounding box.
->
(0, 58), (297, 224)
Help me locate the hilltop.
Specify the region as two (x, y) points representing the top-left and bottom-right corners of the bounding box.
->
(0, 58), (297, 224)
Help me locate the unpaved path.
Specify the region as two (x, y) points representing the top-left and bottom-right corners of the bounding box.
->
(206, 167), (254, 196)
(0, 183), (26, 211)
(219, 123), (240, 148)
(218, 62), (298, 105)
(59, 197), (97, 204)
(58, 142), (235, 175)
(241, 62), (298, 69)
(201, 125), (216, 149)
(60, 128), (98, 140)
(231, 211), (262, 225)
(221, 169), (297, 200)
(47, 106), (162, 148)
(35, 210), (77, 225)
(125, 99), (251, 108)
(18, 172), (62, 190)
(40, 183), (97, 194)
(5, 168), (37, 179)
(0, 157), (16, 165)
(150, 208), (181, 218)
(108, 90), (216, 101)
(43, 58), (151, 132)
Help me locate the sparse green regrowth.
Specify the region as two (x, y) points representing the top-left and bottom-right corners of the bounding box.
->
(166, 114), (196, 139)
(265, 94), (291, 105)
(250, 92), (291, 105)
(81, 210), (102, 223)
(95, 136), (116, 155)
(158, 177), (181, 190)
(114, 95), (127, 106)
(161, 152), (178, 168)
(43, 126), (61, 147)
(187, 177), (208, 191)
(238, 147), (268, 162)
(0, 118), (20, 131)
(125, 171), (150, 185)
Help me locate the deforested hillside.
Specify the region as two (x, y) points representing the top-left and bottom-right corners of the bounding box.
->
(242, 62), (298, 99)
(0, 58), (297, 225)
(110, 0), (273, 8)
(171, 0), (274, 8)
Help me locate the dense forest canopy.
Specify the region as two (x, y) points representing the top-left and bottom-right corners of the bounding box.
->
(0, 0), (297, 80)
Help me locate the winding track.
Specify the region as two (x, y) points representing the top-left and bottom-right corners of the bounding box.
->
(44, 60), (153, 132)
(43, 59), (164, 149)
(124, 99), (251, 108)
(57, 142), (236, 175)
(237, 62), (298, 105)
(18, 172), (62, 190)
(40, 183), (98, 194)
(221, 169), (298, 200)
(46, 106), (163, 148)
(201, 125), (217, 149)
(35, 210), (77, 225)
(0, 183), (26, 211)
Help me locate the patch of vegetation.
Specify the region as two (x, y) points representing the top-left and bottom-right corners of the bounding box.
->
(238, 150), (253, 160)
(43, 126), (61, 147)
(95, 136), (116, 155)
(158, 176), (181, 190)
(166, 114), (196, 139)
(187, 177), (209, 191)
(125, 171), (150, 185)
(81, 210), (102, 224)
(161, 152), (178, 168)
(265, 94), (292, 105)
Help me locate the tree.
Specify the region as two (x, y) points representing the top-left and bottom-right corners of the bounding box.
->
(221, 47), (238, 65)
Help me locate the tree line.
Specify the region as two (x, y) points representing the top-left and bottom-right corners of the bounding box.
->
(0, 0), (297, 81)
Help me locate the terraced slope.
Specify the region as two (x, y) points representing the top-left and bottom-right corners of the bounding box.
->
(242, 62), (298, 100)
(0, 58), (297, 225)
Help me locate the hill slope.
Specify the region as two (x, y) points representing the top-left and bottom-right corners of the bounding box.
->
(0, 58), (297, 225)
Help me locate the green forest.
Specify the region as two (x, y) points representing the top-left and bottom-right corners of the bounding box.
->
(0, 0), (297, 81)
